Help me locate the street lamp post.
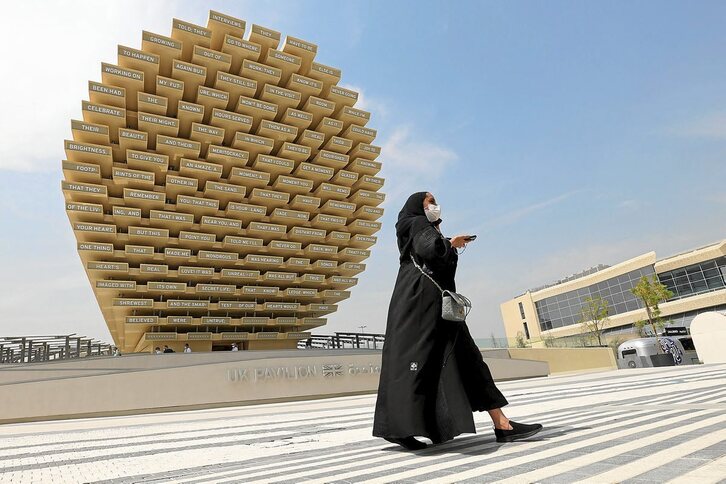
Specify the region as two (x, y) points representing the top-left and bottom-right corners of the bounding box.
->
(359, 325), (368, 348)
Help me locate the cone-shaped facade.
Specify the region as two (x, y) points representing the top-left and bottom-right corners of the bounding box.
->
(62, 11), (384, 352)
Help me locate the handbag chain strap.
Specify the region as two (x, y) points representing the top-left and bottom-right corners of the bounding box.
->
(410, 253), (463, 365)
(410, 253), (445, 295)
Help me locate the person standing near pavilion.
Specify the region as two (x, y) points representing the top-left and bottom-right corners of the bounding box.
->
(372, 192), (542, 450)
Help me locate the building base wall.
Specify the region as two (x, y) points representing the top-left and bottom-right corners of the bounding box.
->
(507, 347), (617, 373)
(0, 349), (549, 424)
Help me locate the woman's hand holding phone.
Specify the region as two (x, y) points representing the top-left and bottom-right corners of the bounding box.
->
(450, 235), (476, 248)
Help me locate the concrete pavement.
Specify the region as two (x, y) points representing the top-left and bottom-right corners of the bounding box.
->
(0, 364), (724, 483)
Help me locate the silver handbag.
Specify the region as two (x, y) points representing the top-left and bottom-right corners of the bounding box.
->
(410, 254), (472, 322)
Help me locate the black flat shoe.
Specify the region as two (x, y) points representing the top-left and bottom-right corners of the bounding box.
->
(384, 436), (428, 450)
(494, 420), (543, 443)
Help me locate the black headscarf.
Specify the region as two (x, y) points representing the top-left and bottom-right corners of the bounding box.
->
(395, 191), (436, 262)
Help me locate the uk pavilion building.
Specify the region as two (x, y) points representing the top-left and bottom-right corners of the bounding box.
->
(62, 11), (384, 353)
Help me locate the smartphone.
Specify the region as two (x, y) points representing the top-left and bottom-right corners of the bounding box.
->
(464, 235), (477, 241)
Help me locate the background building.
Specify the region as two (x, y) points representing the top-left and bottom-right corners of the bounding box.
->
(62, 11), (384, 353)
(501, 240), (726, 345)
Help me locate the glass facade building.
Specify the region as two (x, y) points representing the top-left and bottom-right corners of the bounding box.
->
(535, 266), (656, 331)
(503, 241), (726, 343)
(658, 257), (726, 301)
(534, 256), (726, 332)
(596, 304), (726, 335)
(662, 303), (726, 327)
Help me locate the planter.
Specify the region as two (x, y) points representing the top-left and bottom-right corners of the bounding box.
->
(650, 353), (675, 367)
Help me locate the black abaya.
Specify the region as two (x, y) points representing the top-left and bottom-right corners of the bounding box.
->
(372, 193), (508, 444)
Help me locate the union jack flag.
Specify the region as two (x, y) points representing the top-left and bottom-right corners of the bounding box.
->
(322, 364), (343, 377)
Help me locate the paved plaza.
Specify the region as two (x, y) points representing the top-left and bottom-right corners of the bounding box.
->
(0, 364), (724, 483)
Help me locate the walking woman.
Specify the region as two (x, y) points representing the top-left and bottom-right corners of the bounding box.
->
(372, 192), (542, 450)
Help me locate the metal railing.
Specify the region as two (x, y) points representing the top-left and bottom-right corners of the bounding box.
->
(0, 334), (115, 364)
(296, 332), (629, 352)
(298, 332), (385, 350)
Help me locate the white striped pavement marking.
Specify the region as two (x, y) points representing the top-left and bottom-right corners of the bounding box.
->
(506, 387), (718, 419)
(494, 368), (726, 407)
(0, 420), (379, 476)
(14, 374), (712, 454)
(206, 374), (726, 479)
(501, 368), (726, 398)
(577, 426), (726, 483)
(501, 367), (725, 392)
(0, 397), (375, 440)
(205, 406), (616, 482)
(0, 414), (375, 466)
(259, 408), (670, 484)
(175, 442), (381, 483)
(640, 386), (726, 406)
(0, 394), (377, 439)
(449, 410), (724, 484)
(512, 376), (725, 406)
(235, 412), (632, 484)
(503, 373), (725, 410)
(680, 388), (726, 405)
(173, 407), (602, 484)
(175, 374), (724, 484)
(0, 411), (374, 458)
(637, 383), (724, 404)
(1, 365), (722, 483)
(359, 409), (711, 484)
(664, 454), (726, 484)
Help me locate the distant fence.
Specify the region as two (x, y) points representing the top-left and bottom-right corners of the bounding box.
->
(298, 332), (385, 350)
(0, 334), (115, 364)
(297, 332), (626, 352)
(474, 335), (616, 349)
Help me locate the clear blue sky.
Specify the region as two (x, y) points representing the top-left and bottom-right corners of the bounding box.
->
(1, 0), (725, 341)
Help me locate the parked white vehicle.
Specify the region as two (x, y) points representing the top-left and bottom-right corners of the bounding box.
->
(617, 336), (698, 369)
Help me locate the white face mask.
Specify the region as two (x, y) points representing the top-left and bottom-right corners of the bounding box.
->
(425, 203), (441, 222)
